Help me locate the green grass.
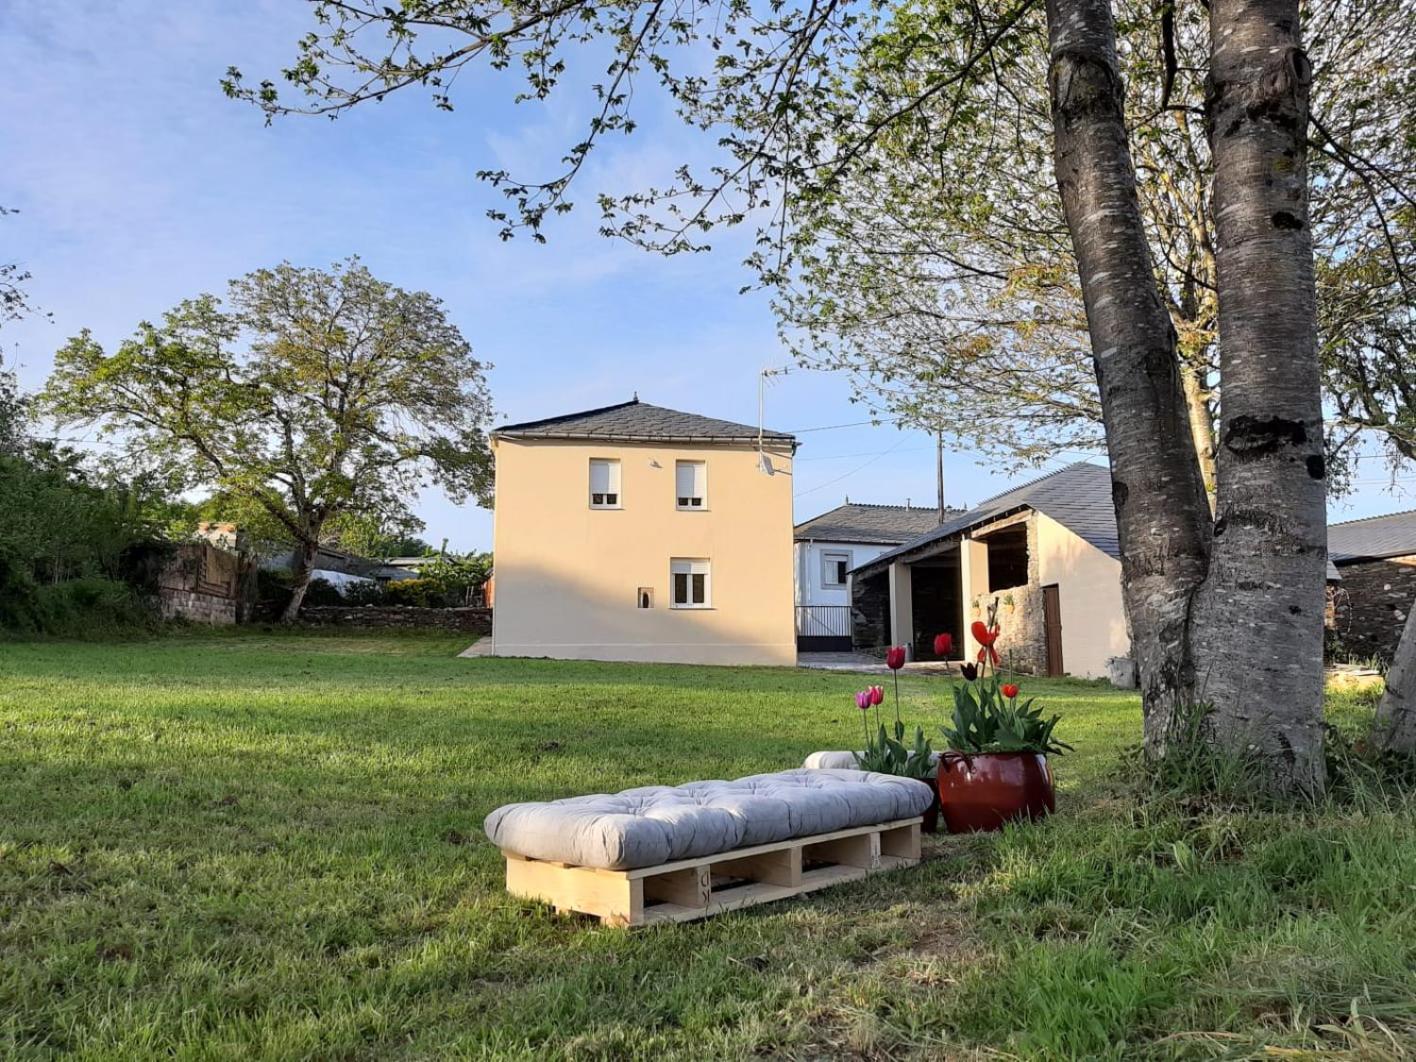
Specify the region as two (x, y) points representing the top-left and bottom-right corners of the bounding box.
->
(1, 630), (1413, 1059)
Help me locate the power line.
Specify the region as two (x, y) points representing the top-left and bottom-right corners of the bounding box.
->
(794, 436), (909, 499)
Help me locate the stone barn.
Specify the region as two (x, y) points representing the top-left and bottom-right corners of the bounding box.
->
(1328, 510), (1416, 663)
(849, 462), (1130, 680)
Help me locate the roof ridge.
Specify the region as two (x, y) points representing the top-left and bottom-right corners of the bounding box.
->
(494, 398), (640, 435)
(1329, 508), (1416, 528)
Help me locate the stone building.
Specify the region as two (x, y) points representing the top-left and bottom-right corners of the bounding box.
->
(1328, 510), (1416, 663)
(849, 462), (1129, 679)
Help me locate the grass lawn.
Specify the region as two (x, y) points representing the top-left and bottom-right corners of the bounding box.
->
(2, 630), (1413, 1059)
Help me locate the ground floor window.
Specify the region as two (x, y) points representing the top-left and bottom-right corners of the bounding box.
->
(670, 558), (711, 608)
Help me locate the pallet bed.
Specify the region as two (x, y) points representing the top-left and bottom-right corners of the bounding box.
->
(504, 816), (923, 927)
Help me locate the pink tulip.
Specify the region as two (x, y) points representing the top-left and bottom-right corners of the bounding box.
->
(855, 690), (871, 711)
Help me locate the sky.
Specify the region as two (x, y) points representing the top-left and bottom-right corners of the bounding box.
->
(2, 1), (1411, 553)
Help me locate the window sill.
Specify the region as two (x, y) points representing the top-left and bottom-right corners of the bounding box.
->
(669, 606), (715, 611)
(588, 505), (623, 511)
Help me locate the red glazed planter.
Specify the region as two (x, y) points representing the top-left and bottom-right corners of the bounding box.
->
(936, 752), (1055, 833)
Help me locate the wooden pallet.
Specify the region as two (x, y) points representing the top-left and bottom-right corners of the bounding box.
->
(503, 816), (922, 927)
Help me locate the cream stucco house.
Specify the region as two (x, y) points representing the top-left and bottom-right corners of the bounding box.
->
(489, 399), (798, 665)
(850, 462), (1131, 679)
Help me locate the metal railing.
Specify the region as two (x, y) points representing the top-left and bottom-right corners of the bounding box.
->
(795, 604), (852, 638)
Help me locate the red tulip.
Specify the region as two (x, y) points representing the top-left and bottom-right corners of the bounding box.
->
(933, 632), (954, 657)
(970, 620), (1000, 647)
(885, 646), (906, 670)
(977, 646), (1000, 666)
(868, 685), (885, 706)
(1002, 683), (1020, 699)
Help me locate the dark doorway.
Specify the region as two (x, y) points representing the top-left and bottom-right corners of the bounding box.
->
(911, 556), (962, 659)
(1042, 584), (1063, 676)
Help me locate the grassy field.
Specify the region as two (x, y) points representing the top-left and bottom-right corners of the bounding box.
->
(1, 630), (1413, 1059)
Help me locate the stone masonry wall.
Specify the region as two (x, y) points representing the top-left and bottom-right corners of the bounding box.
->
(967, 514), (1047, 676)
(160, 589), (238, 625)
(851, 573), (892, 652)
(1330, 556), (1416, 663)
(300, 606), (493, 634)
(970, 585), (1047, 675)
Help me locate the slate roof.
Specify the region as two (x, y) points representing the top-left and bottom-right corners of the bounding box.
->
(853, 462), (1120, 575)
(492, 398), (795, 446)
(1328, 510), (1416, 565)
(794, 502), (959, 545)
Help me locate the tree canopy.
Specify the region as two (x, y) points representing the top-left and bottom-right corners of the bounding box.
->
(41, 259), (494, 619)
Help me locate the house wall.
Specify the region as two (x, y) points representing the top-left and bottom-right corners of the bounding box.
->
(1034, 512), (1129, 679)
(959, 511), (1127, 679)
(793, 541), (895, 606)
(1329, 555), (1416, 663)
(490, 436), (796, 666)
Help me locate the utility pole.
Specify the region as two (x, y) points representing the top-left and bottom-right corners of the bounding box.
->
(936, 433), (946, 522)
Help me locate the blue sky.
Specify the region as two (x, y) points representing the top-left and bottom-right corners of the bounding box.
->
(2, 1), (1410, 552)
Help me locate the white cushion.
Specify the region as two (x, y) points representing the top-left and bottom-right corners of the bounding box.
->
(483, 768), (934, 870)
(803, 750), (942, 771)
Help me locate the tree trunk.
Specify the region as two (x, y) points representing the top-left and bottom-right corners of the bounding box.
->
(1044, 0), (1212, 751)
(1179, 362), (1217, 500)
(1045, 0), (1327, 793)
(1193, 0), (1327, 793)
(281, 538), (320, 623)
(1374, 606), (1416, 752)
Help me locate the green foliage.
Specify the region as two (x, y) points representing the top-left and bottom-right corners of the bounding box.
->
(40, 259), (495, 614)
(854, 719), (934, 780)
(942, 678), (1071, 756)
(0, 444), (166, 635)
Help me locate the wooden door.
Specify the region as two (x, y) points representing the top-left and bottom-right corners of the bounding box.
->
(1042, 585), (1063, 677)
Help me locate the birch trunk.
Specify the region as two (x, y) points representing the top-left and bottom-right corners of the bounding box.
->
(1045, 0), (1212, 751)
(1193, 0), (1327, 792)
(1045, 0), (1327, 792)
(1374, 607), (1416, 752)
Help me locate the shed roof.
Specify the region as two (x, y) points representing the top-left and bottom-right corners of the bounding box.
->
(854, 462), (1119, 575)
(1328, 509), (1416, 564)
(492, 398), (794, 446)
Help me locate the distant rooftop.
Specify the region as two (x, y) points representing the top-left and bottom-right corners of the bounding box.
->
(794, 502), (960, 545)
(492, 398), (795, 446)
(1329, 509), (1416, 564)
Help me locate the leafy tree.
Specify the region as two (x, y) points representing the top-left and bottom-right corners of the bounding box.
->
(232, 0), (1340, 790)
(776, 0), (1415, 490)
(41, 259), (494, 621)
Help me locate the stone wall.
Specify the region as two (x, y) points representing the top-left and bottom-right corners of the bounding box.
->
(158, 541), (247, 625)
(970, 585), (1047, 675)
(967, 514), (1048, 675)
(299, 605), (493, 634)
(160, 589), (238, 625)
(1330, 555), (1416, 663)
(851, 571), (892, 651)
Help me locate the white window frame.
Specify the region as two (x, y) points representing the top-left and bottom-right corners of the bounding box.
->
(821, 550), (852, 589)
(670, 558), (712, 609)
(588, 458), (622, 509)
(674, 460), (708, 511)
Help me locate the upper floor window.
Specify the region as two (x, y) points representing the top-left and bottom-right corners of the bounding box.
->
(670, 558), (711, 608)
(675, 460), (707, 510)
(589, 458), (621, 508)
(821, 550), (852, 588)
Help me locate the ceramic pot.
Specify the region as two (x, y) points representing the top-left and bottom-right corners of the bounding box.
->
(936, 751), (1054, 833)
(921, 788), (941, 834)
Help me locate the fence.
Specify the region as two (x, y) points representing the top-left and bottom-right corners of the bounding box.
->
(795, 605), (853, 651)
